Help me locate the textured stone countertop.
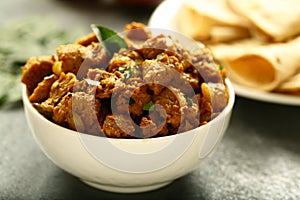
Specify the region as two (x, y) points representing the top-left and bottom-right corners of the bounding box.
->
(1, 0), (300, 199)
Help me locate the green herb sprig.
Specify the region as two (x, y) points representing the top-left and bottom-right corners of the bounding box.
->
(118, 66), (133, 81)
(91, 24), (127, 57)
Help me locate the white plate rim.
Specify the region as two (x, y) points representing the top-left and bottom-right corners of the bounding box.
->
(148, 0), (300, 106)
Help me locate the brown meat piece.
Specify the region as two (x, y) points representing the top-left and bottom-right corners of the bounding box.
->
(155, 53), (184, 73)
(194, 62), (222, 83)
(107, 53), (132, 73)
(139, 113), (169, 138)
(153, 87), (199, 133)
(139, 117), (163, 138)
(189, 47), (223, 83)
(182, 72), (200, 93)
(52, 92), (73, 128)
(29, 75), (58, 103)
(21, 56), (55, 93)
(112, 78), (151, 116)
(180, 99), (200, 132)
(129, 82), (151, 116)
(56, 44), (86, 75)
(111, 81), (133, 114)
(107, 54), (142, 79)
(53, 92), (102, 135)
(198, 82), (228, 124)
(201, 82), (228, 113)
(197, 93), (213, 124)
(57, 43), (108, 78)
(119, 49), (143, 65)
(73, 79), (97, 96)
(124, 22), (152, 50)
(142, 34), (180, 59)
(140, 117), (157, 138)
(79, 42), (108, 75)
(142, 60), (181, 95)
(155, 52), (203, 95)
(124, 22), (152, 41)
(86, 68), (122, 98)
(40, 72), (76, 113)
(102, 115), (135, 138)
(153, 87), (185, 129)
(76, 33), (98, 46)
(144, 53), (196, 96)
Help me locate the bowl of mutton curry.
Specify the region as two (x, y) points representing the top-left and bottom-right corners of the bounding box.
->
(21, 22), (235, 193)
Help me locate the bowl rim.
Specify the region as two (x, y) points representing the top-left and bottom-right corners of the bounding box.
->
(22, 78), (235, 141)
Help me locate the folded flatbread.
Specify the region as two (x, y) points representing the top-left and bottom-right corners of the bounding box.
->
(178, 0), (251, 43)
(210, 37), (300, 91)
(276, 72), (300, 93)
(227, 0), (300, 42)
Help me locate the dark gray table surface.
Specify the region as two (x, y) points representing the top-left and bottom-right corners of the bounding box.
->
(1, 0), (300, 199)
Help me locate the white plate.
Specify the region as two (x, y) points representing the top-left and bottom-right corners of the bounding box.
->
(148, 0), (300, 106)
(148, 0), (183, 31)
(232, 83), (300, 106)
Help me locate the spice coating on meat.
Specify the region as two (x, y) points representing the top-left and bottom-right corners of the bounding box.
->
(56, 44), (85, 74)
(56, 43), (108, 77)
(86, 68), (122, 99)
(29, 75), (58, 103)
(124, 22), (152, 50)
(189, 47), (223, 83)
(39, 72), (76, 113)
(125, 22), (152, 42)
(201, 82), (228, 113)
(21, 56), (55, 93)
(76, 33), (98, 46)
(143, 60), (177, 95)
(102, 115), (134, 138)
(152, 87), (199, 132)
(53, 92), (101, 135)
(140, 116), (168, 138)
(82, 42), (108, 70)
(21, 22), (228, 138)
(142, 34), (179, 59)
(112, 78), (151, 116)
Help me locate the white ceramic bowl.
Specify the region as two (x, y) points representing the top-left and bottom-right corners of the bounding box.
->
(22, 78), (235, 193)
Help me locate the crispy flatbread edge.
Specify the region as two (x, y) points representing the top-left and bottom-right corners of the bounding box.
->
(210, 41), (300, 91)
(276, 73), (300, 93)
(177, 1), (251, 43)
(227, 0), (300, 42)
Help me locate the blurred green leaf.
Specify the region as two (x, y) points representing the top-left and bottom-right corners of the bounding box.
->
(91, 24), (127, 56)
(0, 17), (83, 108)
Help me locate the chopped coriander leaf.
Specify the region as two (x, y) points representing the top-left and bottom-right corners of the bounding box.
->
(156, 54), (164, 61)
(219, 65), (224, 71)
(185, 96), (193, 107)
(124, 68), (133, 81)
(143, 101), (154, 111)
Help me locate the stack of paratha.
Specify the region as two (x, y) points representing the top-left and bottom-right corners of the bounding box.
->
(178, 0), (300, 95)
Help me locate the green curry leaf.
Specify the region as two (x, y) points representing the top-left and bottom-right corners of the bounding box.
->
(91, 24), (127, 56)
